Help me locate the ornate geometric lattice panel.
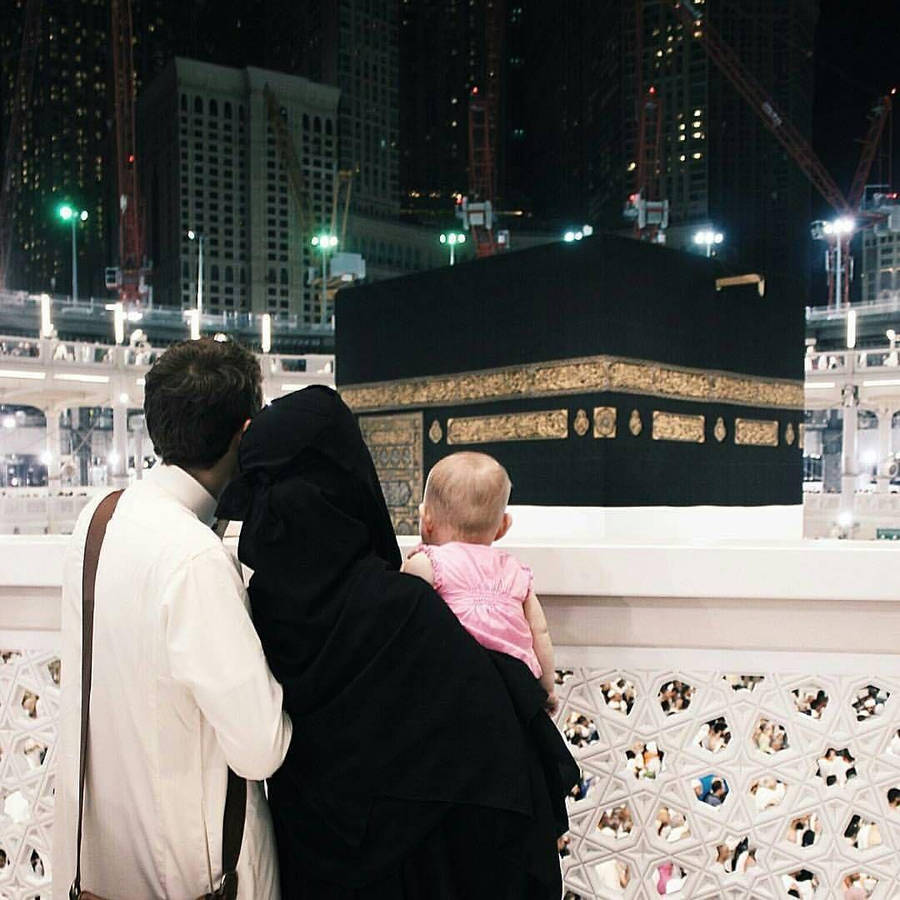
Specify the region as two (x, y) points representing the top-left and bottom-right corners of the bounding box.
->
(0, 649), (59, 900)
(554, 668), (900, 900)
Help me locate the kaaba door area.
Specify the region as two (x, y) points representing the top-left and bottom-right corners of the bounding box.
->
(335, 235), (802, 534)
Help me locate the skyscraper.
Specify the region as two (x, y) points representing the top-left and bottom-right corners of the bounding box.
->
(510, 0), (819, 296)
(0, 0), (113, 296)
(140, 59), (339, 321)
(293, 0), (400, 219)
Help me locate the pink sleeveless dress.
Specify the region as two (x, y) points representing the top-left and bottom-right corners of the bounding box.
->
(411, 542), (540, 677)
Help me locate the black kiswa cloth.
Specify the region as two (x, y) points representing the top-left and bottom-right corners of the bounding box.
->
(217, 386), (577, 896)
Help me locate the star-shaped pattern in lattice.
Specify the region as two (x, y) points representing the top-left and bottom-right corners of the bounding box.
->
(0, 649), (59, 899)
(553, 668), (900, 900)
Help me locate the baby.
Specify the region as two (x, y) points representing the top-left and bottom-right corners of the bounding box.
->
(402, 451), (557, 710)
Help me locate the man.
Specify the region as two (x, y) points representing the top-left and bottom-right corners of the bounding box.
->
(53, 338), (292, 898)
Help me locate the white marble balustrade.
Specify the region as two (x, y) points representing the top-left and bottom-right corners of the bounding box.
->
(2, 507), (900, 899)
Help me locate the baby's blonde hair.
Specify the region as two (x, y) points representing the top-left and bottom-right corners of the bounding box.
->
(423, 451), (511, 541)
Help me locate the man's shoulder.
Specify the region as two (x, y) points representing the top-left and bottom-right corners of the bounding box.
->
(138, 508), (227, 570)
(92, 484), (229, 569)
(64, 489), (119, 566)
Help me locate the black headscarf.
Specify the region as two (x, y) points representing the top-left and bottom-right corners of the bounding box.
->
(218, 387), (575, 891)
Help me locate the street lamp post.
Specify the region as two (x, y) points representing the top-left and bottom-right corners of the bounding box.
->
(187, 230), (205, 318)
(693, 228), (724, 258)
(823, 217), (855, 309)
(563, 225), (594, 243)
(57, 204), (88, 301)
(440, 231), (466, 266)
(311, 233), (338, 324)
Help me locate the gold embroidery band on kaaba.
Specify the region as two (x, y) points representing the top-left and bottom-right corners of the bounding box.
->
(339, 353), (803, 413)
(734, 417), (779, 447)
(652, 411), (705, 443)
(446, 409), (568, 445)
(358, 412), (423, 535)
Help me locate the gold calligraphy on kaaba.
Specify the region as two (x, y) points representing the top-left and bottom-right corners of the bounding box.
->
(358, 412), (423, 535)
(652, 411), (706, 443)
(629, 409), (643, 436)
(734, 418), (779, 447)
(593, 406), (617, 439)
(339, 353), (803, 413)
(573, 409), (590, 436)
(446, 409), (569, 445)
(714, 416), (727, 443)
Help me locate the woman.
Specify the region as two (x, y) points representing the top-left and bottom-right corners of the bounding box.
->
(217, 386), (577, 898)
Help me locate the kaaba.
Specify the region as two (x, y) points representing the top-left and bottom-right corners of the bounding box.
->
(335, 234), (803, 534)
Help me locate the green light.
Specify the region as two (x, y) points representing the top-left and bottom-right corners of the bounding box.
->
(58, 204), (87, 224)
(312, 233), (338, 248)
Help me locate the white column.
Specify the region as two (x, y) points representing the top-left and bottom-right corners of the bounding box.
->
(44, 407), (62, 491)
(132, 413), (145, 481)
(44, 406), (63, 534)
(876, 407), (895, 494)
(111, 400), (129, 488)
(840, 385), (859, 517)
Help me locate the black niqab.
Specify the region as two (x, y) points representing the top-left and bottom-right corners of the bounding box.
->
(218, 387), (576, 895)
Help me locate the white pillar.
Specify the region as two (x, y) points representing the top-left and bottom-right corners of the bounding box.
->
(111, 400), (129, 488)
(876, 407), (895, 494)
(44, 407), (62, 492)
(132, 414), (145, 481)
(44, 406), (63, 534)
(840, 385), (859, 516)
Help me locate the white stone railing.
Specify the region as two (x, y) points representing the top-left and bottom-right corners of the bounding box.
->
(0, 489), (103, 536)
(0, 333), (334, 443)
(805, 347), (900, 377)
(804, 491), (900, 540)
(3, 511), (900, 899)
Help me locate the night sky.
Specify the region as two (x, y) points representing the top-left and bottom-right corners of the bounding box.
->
(812, 0), (900, 218)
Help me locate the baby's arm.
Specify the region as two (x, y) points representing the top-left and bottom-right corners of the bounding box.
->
(524, 589), (557, 710)
(401, 551), (435, 586)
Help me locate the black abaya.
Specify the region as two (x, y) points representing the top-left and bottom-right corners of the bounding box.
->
(218, 387), (577, 897)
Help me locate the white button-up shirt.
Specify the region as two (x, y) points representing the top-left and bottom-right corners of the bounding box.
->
(53, 464), (292, 899)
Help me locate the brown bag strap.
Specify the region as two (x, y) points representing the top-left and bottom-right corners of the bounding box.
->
(218, 769), (246, 899)
(72, 490), (123, 899)
(72, 492), (247, 900)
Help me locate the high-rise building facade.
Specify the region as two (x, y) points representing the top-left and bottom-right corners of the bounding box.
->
(0, 0), (112, 296)
(510, 0), (819, 296)
(861, 194), (900, 303)
(400, 0), (502, 214)
(293, 0), (399, 219)
(140, 59), (339, 321)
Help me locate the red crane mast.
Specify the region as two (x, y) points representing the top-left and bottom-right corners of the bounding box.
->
(462, 0), (505, 258)
(625, 1), (668, 242)
(110, 0), (147, 304)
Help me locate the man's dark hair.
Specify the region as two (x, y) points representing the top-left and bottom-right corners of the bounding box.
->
(144, 338), (262, 468)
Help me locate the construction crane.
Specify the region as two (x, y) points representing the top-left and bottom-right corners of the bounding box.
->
(625, 85), (668, 242)
(109, 0), (149, 305)
(263, 84), (313, 243)
(329, 168), (354, 247)
(625, 1), (668, 242)
(669, 0), (895, 307)
(264, 89), (363, 318)
(0, 0), (42, 290)
(459, 0), (508, 258)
